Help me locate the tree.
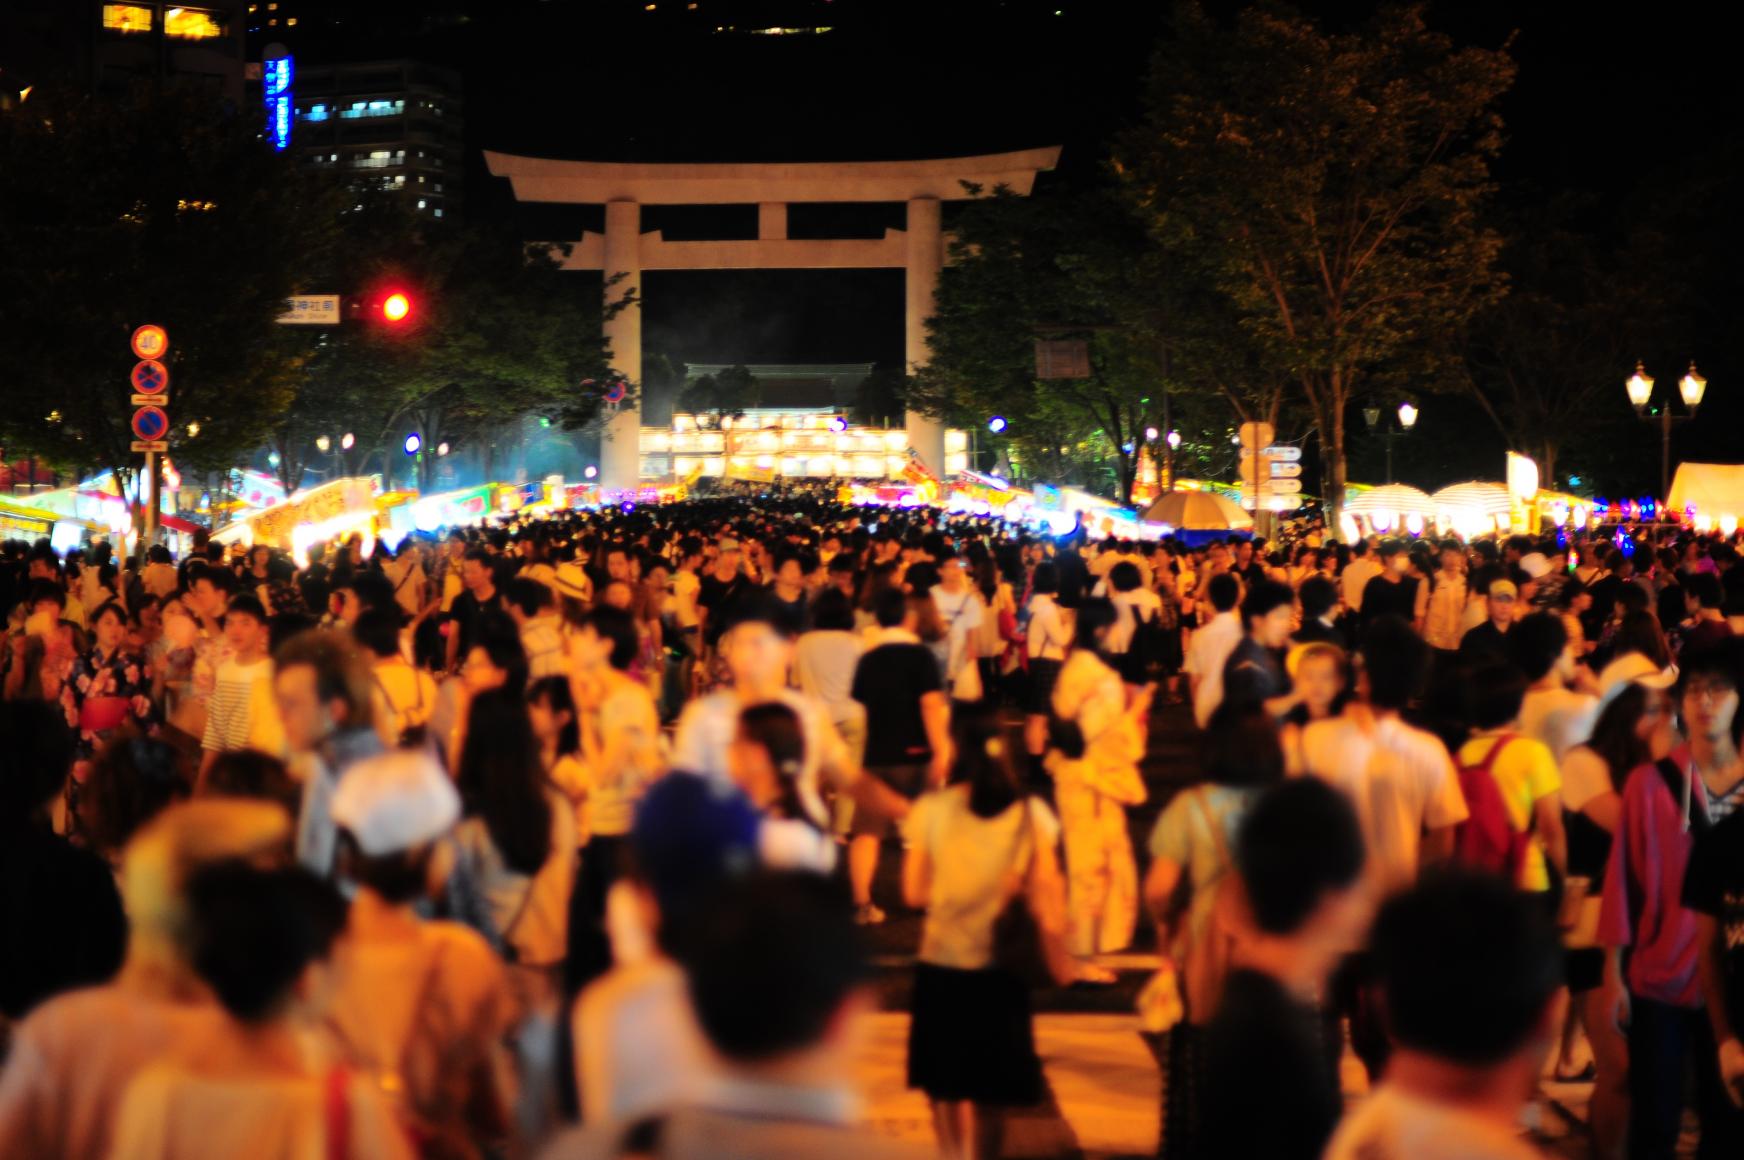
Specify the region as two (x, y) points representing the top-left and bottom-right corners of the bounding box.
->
(267, 215), (626, 494)
(0, 80), (351, 498)
(1118, 2), (1514, 536)
(908, 185), (1178, 504)
(1461, 196), (1667, 490)
(852, 364), (906, 428)
(678, 364), (761, 425)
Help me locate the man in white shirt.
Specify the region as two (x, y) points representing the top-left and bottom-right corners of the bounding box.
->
(1324, 875), (1561, 1160)
(672, 601), (907, 831)
(1184, 573), (1244, 728)
(1296, 617), (1468, 895)
(1512, 612), (1599, 763)
(1342, 538), (1382, 615)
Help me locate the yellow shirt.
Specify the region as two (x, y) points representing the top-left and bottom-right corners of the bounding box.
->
(1456, 732), (1561, 891)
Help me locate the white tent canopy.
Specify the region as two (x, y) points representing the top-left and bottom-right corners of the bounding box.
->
(1667, 463), (1744, 517)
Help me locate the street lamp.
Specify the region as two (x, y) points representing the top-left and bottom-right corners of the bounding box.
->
(1364, 403), (1418, 484)
(315, 435), (331, 453)
(1628, 360), (1708, 502)
(340, 432), (355, 451)
(987, 416), (1007, 434)
(1167, 430), (1181, 449)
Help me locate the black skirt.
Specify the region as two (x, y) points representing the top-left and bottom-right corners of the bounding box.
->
(1026, 657), (1063, 715)
(907, 963), (1043, 1105)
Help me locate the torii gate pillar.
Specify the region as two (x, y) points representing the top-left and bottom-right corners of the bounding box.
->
(486, 148), (1061, 493)
(602, 200), (643, 494)
(904, 197), (945, 484)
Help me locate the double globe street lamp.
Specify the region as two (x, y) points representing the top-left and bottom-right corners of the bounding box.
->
(1363, 401), (1419, 484)
(1626, 361), (1707, 503)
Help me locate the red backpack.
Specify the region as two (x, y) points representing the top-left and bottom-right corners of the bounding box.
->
(1452, 734), (1531, 884)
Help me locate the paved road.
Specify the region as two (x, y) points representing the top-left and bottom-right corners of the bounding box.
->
(848, 697), (1628, 1158)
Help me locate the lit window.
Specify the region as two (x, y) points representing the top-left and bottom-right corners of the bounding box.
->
(304, 103), (329, 121)
(417, 199), (426, 209)
(267, 2), (277, 9)
(434, 208), (444, 218)
(165, 7), (226, 39)
(286, 16), (296, 25)
(102, 4), (153, 33)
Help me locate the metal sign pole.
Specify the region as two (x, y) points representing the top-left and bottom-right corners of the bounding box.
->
(143, 450), (159, 545)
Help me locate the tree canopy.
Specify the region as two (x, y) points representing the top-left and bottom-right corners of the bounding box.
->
(1116, 1), (1515, 533)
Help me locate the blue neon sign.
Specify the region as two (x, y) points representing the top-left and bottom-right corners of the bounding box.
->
(264, 55), (293, 151)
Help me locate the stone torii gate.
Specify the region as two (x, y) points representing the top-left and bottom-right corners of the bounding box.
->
(484, 147), (1061, 491)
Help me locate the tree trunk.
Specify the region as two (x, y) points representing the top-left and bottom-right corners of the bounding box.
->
(1538, 442), (1557, 495)
(1327, 381), (1349, 543)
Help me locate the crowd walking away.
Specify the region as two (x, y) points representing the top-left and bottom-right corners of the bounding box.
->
(4, 492), (1744, 1158)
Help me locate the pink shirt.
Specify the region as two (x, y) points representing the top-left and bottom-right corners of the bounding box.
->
(1598, 745), (1708, 1007)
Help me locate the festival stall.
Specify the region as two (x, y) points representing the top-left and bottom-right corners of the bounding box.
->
(213, 477), (381, 565)
(1667, 463), (1744, 533)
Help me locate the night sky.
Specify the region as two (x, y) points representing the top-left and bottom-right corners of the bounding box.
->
(268, 1), (1743, 490)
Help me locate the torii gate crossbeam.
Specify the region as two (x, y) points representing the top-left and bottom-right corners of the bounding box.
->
(485, 147), (1061, 491)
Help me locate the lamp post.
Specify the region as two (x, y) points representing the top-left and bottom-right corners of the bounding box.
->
(1627, 361), (1707, 504)
(1364, 401), (1419, 484)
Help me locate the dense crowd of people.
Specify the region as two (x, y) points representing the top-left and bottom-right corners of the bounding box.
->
(1, 493), (1743, 1159)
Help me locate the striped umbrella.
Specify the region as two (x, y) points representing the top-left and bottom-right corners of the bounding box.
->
(1345, 483), (1436, 517)
(1430, 481), (1514, 518)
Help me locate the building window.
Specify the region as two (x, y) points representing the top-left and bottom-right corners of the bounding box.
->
(101, 4), (153, 33)
(303, 103), (329, 121)
(338, 99), (404, 120)
(434, 208), (444, 218)
(164, 7), (226, 39)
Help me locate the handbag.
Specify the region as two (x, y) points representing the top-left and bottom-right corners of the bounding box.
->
(952, 657), (984, 702)
(990, 800), (1069, 988)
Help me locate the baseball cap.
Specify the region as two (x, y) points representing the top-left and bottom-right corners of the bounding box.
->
(717, 537), (742, 553)
(631, 772), (760, 917)
(330, 750), (460, 856)
(1519, 552), (1553, 580)
(1489, 579), (1519, 601)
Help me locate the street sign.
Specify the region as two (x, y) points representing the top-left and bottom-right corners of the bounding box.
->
(1267, 478), (1304, 494)
(1261, 444), (1302, 461)
(130, 359), (170, 394)
(1238, 421), (1275, 449)
(1269, 461), (1303, 478)
(131, 440), (169, 453)
(277, 294), (342, 325)
(131, 324), (169, 360)
(131, 393), (170, 406)
(131, 405), (169, 443)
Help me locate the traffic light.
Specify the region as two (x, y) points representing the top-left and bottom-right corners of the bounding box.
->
(348, 286), (419, 328)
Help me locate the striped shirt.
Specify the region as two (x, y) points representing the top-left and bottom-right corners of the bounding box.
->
(200, 657), (273, 753)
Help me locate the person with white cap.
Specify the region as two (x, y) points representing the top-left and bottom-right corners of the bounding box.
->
(324, 748), (516, 1159)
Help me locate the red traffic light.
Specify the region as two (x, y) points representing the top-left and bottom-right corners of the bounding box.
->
(382, 292), (411, 323)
